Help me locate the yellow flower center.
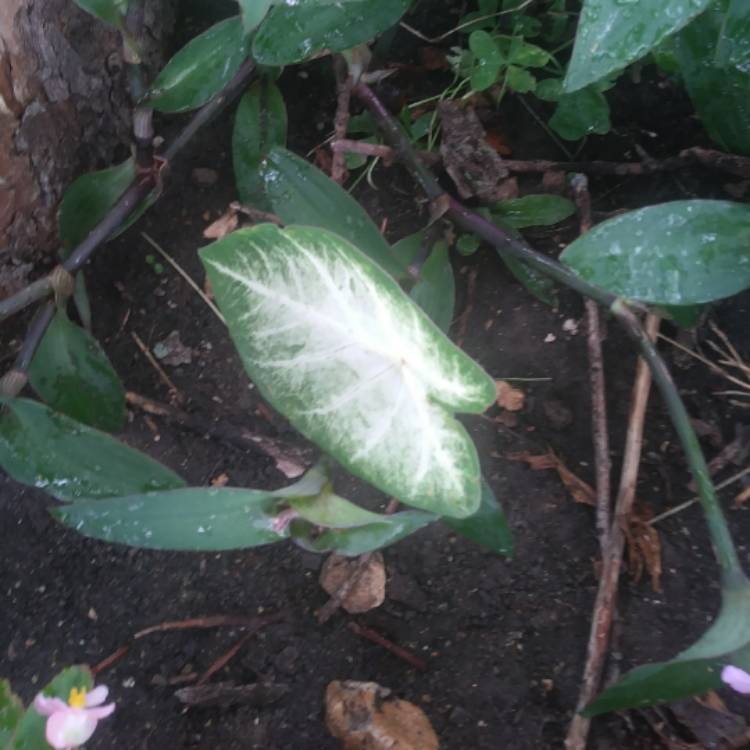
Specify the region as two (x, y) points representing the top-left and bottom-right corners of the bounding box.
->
(67, 687), (87, 710)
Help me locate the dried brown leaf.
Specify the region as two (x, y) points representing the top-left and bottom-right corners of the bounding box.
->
(320, 553), (385, 614)
(625, 505), (662, 592)
(203, 207), (239, 240)
(495, 380), (525, 412)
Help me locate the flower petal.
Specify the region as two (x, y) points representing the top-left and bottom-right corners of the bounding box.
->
(33, 694), (68, 716)
(45, 709), (98, 749)
(722, 665), (750, 694)
(85, 685), (109, 707)
(87, 703), (116, 720)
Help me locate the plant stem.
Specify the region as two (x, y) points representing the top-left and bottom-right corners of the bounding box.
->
(355, 81), (745, 580)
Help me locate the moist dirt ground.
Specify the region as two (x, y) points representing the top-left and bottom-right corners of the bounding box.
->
(3, 3), (750, 748)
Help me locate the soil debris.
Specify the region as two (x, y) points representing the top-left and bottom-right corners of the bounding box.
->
(320, 553), (386, 615)
(495, 380), (525, 412)
(506, 448), (595, 506)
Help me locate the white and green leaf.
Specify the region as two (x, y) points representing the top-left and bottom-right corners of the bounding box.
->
(200, 224), (495, 518)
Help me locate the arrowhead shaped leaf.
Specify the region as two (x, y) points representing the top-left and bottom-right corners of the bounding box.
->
(0, 681), (23, 749)
(28, 310), (125, 431)
(233, 79), (288, 210)
(442, 478), (512, 557)
(200, 224), (495, 517)
(252, 0), (411, 65)
(0, 398), (185, 501)
(9, 667), (92, 750)
(584, 578), (750, 715)
(289, 510), (435, 556)
(147, 16), (248, 113)
(259, 147), (407, 279)
(74, 0), (128, 28)
(564, 0), (712, 92)
(561, 200), (750, 305)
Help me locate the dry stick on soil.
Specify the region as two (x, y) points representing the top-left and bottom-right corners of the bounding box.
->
(330, 140), (750, 179)
(348, 621), (428, 671)
(0, 57), (257, 391)
(130, 331), (183, 404)
(572, 173), (612, 552)
(565, 314), (661, 750)
(330, 56), (354, 184)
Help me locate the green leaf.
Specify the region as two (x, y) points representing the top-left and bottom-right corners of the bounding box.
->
(55, 487), (287, 550)
(456, 235), (481, 256)
(502, 255), (558, 307)
(73, 272), (92, 331)
(510, 41), (550, 68)
(468, 32), (503, 91)
(491, 194), (576, 229)
(561, 200), (750, 305)
(58, 159), (150, 255)
(74, 0), (127, 28)
(9, 667), (92, 750)
(505, 66), (536, 93)
(233, 79), (288, 210)
(258, 146), (407, 279)
(289, 510), (435, 556)
(410, 241), (456, 333)
(0, 398), (185, 501)
(200, 224), (496, 518)
(253, 0), (411, 65)
(442, 479), (512, 556)
(290, 491), (388, 528)
(660, 304), (704, 327)
(238, 0), (271, 33)
(0, 680), (23, 749)
(549, 86), (611, 140)
(584, 578), (750, 714)
(677, 2), (750, 155)
(563, 0), (712, 92)
(27, 310), (125, 432)
(715, 0), (750, 67)
(147, 16), (248, 113)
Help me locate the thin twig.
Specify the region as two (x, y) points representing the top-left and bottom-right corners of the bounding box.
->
(348, 621), (428, 671)
(572, 173), (611, 553)
(140, 232), (225, 324)
(565, 314), (660, 750)
(134, 614), (275, 640)
(130, 332), (183, 403)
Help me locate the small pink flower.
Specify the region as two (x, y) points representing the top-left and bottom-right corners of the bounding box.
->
(34, 684), (115, 750)
(721, 665), (750, 694)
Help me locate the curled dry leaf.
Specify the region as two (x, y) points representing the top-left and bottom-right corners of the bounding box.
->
(495, 380), (525, 412)
(203, 206), (240, 240)
(505, 448), (595, 506)
(325, 680), (439, 750)
(625, 504), (662, 592)
(320, 552), (385, 614)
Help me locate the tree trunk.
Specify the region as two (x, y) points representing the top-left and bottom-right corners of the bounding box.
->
(0, 0), (175, 296)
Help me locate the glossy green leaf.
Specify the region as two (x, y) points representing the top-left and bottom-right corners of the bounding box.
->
(55, 487), (286, 550)
(58, 159), (136, 254)
(289, 510), (435, 556)
(562, 200), (750, 305)
(253, 0), (410, 65)
(0, 680), (23, 749)
(9, 667), (92, 750)
(469, 30), (502, 91)
(491, 194), (575, 229)
(715, 0), (750, 67)
(74, 0), (127, 28)
(147, 16), (248, 113)
(238, 0), (271, 33)
(549, 86), (611, 141)
(200, 224), (495, 518)
(510, 41), (550, 68)
(233, 79), (288, 211)
(290, 492), (389, 529)
(677, 2), (750, 155)
(564, 0), (712, 92)
(27, 310), (125, 431)
(258, 146), (407, 279)
(585, 578), (750, 714)
(442, 479), (512, 556)
(0, 398), (185, 501)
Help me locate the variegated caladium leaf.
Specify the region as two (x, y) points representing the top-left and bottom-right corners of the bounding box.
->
(200, 224), (495, 518)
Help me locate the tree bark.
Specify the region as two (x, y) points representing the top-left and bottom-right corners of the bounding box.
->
(0, 0), (175, 296)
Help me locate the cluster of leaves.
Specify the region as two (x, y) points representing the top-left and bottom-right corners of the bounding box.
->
(3, 0), (750, 723)
(1, 668), (91, 750)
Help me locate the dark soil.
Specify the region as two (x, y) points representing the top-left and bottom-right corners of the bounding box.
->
(3, 6), (750, 749)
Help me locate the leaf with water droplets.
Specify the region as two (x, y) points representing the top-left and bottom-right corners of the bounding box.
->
(564, 0), (712, 92)
(200, 224), (495, 517)
(0, 398), (185, 501)
(561, 200), (750, 305)
(253, 0), (411, 65)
